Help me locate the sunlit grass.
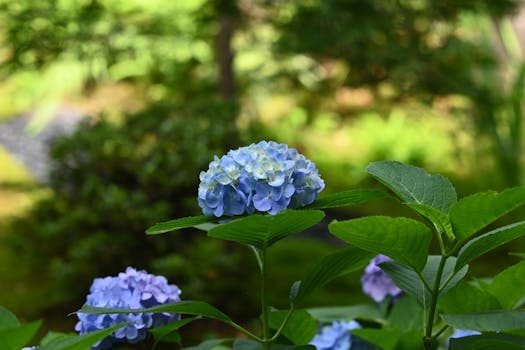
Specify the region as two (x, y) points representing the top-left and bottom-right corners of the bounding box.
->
(0, 146), (48, 218)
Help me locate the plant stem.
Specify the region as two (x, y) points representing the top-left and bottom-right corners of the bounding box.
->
(226, 320), (265, 342)
(260, 248), (270, 350)
(269, 307), (295, 342)
(424, 255), (448, 350)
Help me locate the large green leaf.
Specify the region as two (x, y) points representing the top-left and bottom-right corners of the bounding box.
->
(293, 247), (374, 305)
(232, 339), (315, 350)
(268, 309), (317, 345)
(185, 339), (232, 350)
(438, 282), (501, 314)
(0, 321), (41, 350)
(208, 210), (325, 249)
(307, 189), (388, 209)
(380, 262), (428, 307)
(41, 332), (77, 345)
(367, 161), (457, 213)
(422, 256), (468, 297)
(329, 216), (432, 271)
(450, 187), (525, 242)
(40, 324), (124, 350)
(442, 311), (525, 331)
(307, 305), (383, 324)
(80, 300), (231, 322)
(387, 296), (424, 331)
(486, 261), (525, 309)
(352, 328), (400, 350)
(146, 215), (216, 235)
(407, 203), (454, 240)
(150, 317), (199, 345)
(449, 334), (525, 350)
(381, 256), (468, 307)
(0, 305), (19, 329)
(455, 221), (525, 271)
(352, 328), (422, 350)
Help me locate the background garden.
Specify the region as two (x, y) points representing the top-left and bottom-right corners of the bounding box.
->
(1, 0), (525, 347)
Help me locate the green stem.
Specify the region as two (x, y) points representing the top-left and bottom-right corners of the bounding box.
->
(424, 255), (448, 350)
(269, 308), (295, 342)
(260, 248), (270, 350)
(432, 324), (449, 338)
(226, 320), (265, 342)
(435, 227), (446, 254)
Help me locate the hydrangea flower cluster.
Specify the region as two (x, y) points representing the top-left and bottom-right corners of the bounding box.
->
(309, 321), (361, 350)
(361, 254), (403, 303)
(76, 267), (181, 349)
(198, 141), (325, 216)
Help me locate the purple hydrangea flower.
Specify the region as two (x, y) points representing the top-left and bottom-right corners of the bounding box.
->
(198, 141), (325, 217)
(76, 267), (181, 349)
(361, 255), (402, 303)
(309, 321), (361, 350)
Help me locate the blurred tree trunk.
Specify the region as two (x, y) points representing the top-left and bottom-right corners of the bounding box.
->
(216, 13), (236, 99)
(214, 0), (239, 101)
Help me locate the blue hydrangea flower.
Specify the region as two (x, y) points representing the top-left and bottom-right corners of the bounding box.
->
(198, 141), (325, 216)
(309, 321), (361, 350)
(22, 347), (38, 350)
(447, 329), (481, 348)
(76, 267), (181, 349)
(361, 255), (402, 303)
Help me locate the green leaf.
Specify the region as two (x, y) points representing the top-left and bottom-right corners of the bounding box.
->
(449, 333), (525, 350)
(367, 161), (457, 213)
(185, 339), (232, 350)
(421, 256), (468, 297)
(486, 261), (525, 309)
(40, 324), (124, 350)
(352, 328), (400, 350)
(381, 256), (468, 307)
(268, 309), (317, 345)
(329, 216), (432, 271)
(0, 321), (41, 350)
(438, 282), (501, 314)
(387, 296), (424, 331)
(232, 340), (315, 350)
(509, 252), (525, 259)
(146, 215), (216, 234)
(0, 305), (19, 329)
(307, 189), (388, 209)
(307, 305), (383, 324)
(442, 310), (525, 331)
(456, 221), (525, 271)
(80, 300), (232, 322)
(450, 187), (525, 242)
(208, 210), (325, 249)
(407, 203), (454, 240)
(151, 317), (199, 345)
(380, 262), (428, 307)
(41, 332), (77, 345)
(293, 247), (374, 304)
(233, 339), (263, 350)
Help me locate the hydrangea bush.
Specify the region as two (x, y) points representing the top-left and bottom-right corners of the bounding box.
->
(4, 141), (525, 349)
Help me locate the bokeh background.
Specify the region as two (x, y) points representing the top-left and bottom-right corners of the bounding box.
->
(1, 0), (525, 344)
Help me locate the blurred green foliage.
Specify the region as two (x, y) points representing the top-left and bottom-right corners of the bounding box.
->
(3, 102), (244, 318)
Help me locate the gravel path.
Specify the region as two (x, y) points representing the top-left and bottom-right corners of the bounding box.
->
(0, 109), (84, 182)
